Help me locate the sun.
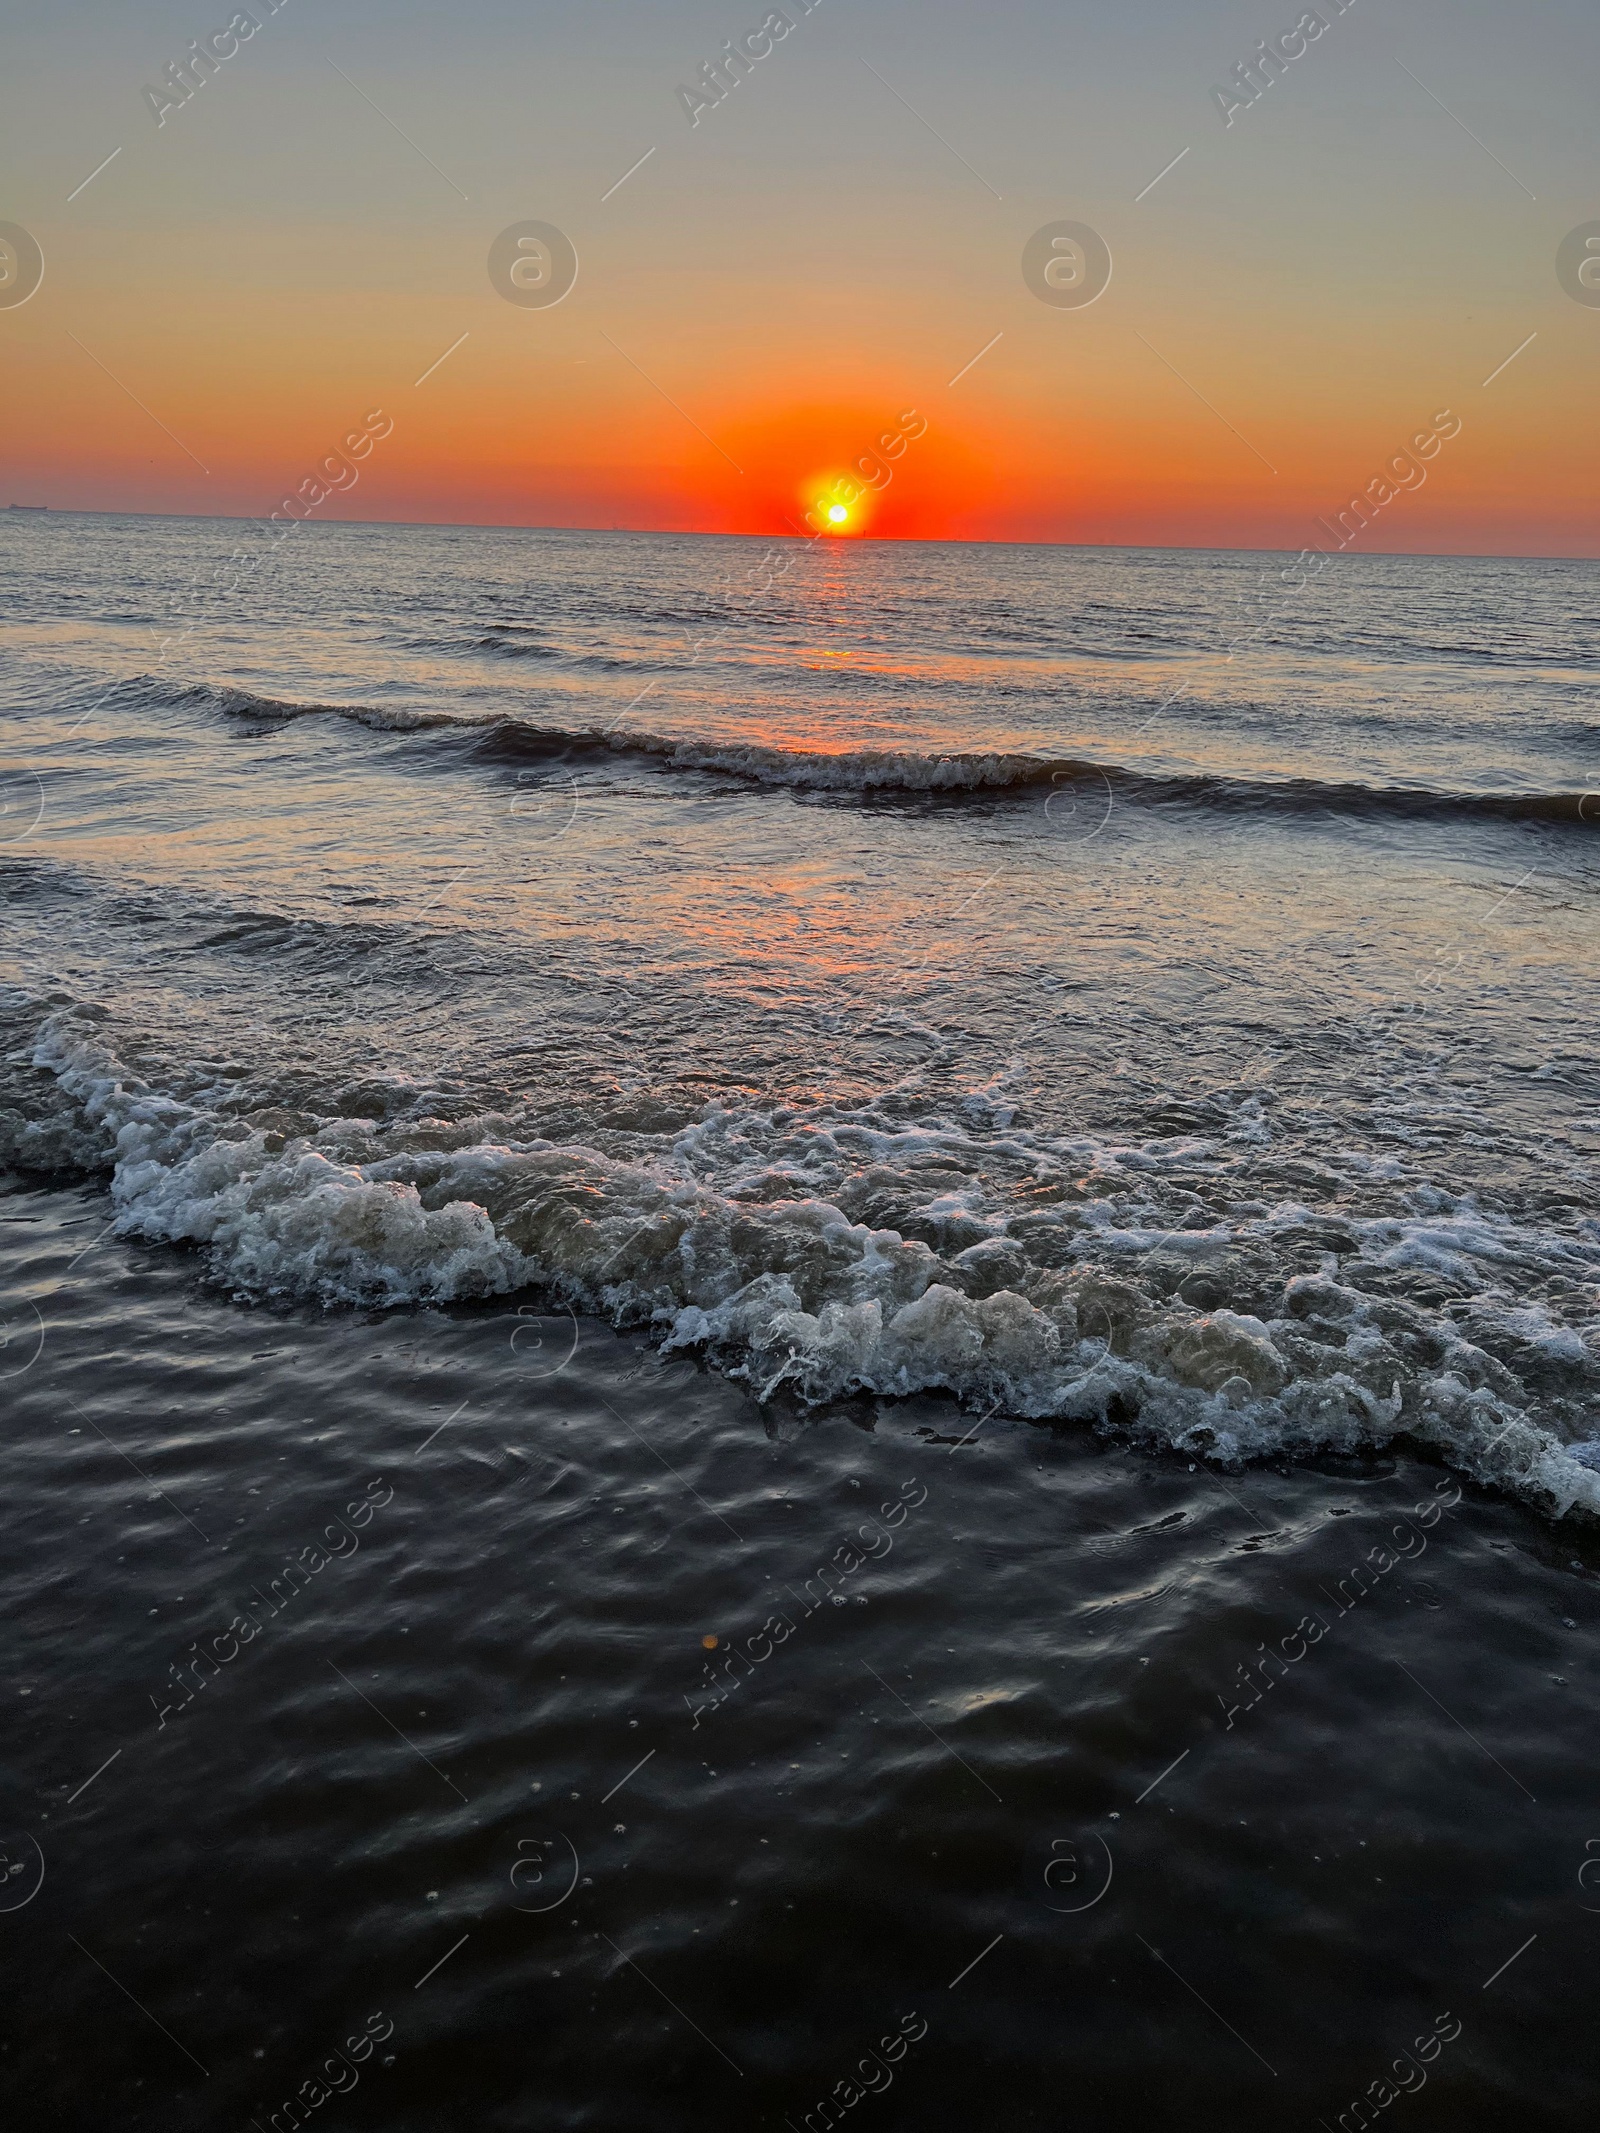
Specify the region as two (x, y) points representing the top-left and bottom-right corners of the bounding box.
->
(799, 467), (870, 536)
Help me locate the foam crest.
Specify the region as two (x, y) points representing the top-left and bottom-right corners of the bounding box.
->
(10, 1010), (1600, 1519)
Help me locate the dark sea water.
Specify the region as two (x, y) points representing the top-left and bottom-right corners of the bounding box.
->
(2, 511), (1599, 2129)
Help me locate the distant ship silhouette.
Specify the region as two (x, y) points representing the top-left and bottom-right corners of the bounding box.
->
(7, 503), (48, 511)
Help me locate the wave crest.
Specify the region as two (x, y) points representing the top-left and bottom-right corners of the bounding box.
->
(113, 678), (1600, 821)
(9, 1008), (1600, 1520)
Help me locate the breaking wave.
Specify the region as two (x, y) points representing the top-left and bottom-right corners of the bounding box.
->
(5, 1002), (1599, 1521)
(112, 679), (1600, 822)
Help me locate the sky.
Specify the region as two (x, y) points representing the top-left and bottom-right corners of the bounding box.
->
(3, 0), (1598, 553)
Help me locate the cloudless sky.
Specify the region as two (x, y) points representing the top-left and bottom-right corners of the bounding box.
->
(3, 0), (1598, 551)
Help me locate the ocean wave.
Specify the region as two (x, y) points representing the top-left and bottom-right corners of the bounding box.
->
(471, 635), (641, 669)
(471, 723), (1600, 820)
(7, 1005), (1600, 1522)
(105, 678), (1600, 822)
(473, 633), (563, 659)
(471, 720), (1065, 793)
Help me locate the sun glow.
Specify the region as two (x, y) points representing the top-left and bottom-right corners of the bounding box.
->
(827, 504), (848, 524)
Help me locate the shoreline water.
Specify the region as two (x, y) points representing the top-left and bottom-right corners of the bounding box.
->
(3, 1169), (1598, 2130)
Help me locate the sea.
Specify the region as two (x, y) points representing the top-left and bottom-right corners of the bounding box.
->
(2, 510), (1598, 2130)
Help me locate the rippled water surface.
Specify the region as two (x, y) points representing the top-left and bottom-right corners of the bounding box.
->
(2, 513), (1598, 2128)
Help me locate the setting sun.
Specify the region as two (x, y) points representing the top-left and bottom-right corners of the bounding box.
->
(827, 504), (848, 525)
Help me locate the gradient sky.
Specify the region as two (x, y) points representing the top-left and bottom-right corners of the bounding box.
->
(4, 0), (1598, 552)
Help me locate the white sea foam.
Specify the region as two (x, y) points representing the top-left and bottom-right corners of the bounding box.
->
(24, 1019), (530, 1306)
(11, 1010), (1600, 1520)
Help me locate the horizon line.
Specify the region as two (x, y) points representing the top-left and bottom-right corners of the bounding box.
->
(2, 502), (1596, 567)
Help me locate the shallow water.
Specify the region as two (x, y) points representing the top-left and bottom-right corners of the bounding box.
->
(3, 1179), (1599, 2130)
(2, 513), (1599, 2126)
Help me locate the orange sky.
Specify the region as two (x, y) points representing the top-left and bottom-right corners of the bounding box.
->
(4, 0), (1598, 554)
